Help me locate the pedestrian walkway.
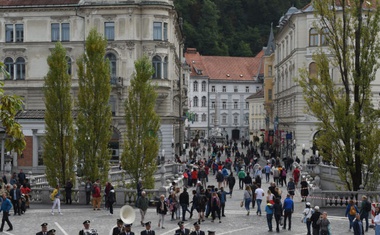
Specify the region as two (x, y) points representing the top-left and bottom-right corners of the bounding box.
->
(4, 148), (356, 234)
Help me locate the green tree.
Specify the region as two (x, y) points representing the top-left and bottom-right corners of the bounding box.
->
(43, 42), (76, 186)
(298, 0), (380, 191)
(121, 56), (160, 189)
(0, 63), (25, 155)
(76, 29), (112, 183)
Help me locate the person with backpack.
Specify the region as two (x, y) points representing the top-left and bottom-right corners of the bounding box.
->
(360, 195), (371, 232)
(210, 191), (221, 223)
(345, 199), (359, 232)
(280, 166), (287, 187)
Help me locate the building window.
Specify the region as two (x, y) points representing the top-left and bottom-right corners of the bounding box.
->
(309, 62), (318, 79)
(268, 65), (273, 76)
(51, 23), (70, 42)
(244, 115), (249, 125)
(201, 81), (206, 91)
(222, 115), (227, 125)
(309, 28), (319, 46)
(234, 86), (238, 92)
(321, 27), (328, 46)
(163, 56), (168, 79)
(211, 86), (215, 92)
(222, 86), (226, 92)
(268, 89), (272, 100)
(4, 57), (14, 79)
(194, 114), (198, 122)
(193, 81), (198, 92)
(152, 55), (162, 79)
(6, 24), (24, 43)
(234, 101), (238, 109)
(201, 96), (206, 107)
(245, 86), (249, 92)
(106, 53), (117, 84)
(15, 57), (25, 80)
(154, 22), (168, 40)
(193, 96), (198, 107)
(222, 101), (226, 109)
(245, 102), (249, 109)
(233, 115), (238, 125)
(104, 22), (115, 41)
(201, 113), (206, 122)
(66, 56), (72, 75)
(211, 114), (215, 124)
(211, 101), (215, 109)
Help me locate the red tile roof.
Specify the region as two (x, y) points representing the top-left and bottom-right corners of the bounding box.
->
(0, 0), (80, 6)
(185, 48), (264, 81)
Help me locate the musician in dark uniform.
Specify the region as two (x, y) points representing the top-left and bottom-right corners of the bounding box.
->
(175, 221), (190, 235)
(122, 223), (135, 235)
(36, 222), (48, 235)
(47, 229), (56, 235)
(140, 221), (155, 235)
(112, 219), (124, 235)
(190, 222), (205, 235)
(79, 220), (97, 235)
(207, 231), (215, 235)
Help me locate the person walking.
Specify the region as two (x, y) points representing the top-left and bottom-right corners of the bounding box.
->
(156, 194), (168, 229)
(51, 185), (62, 215)
(254, 184), (265, 216)
(317, 211), (330, 235)
(374, 206), (380, 235)
(282, 194), (294, 231)
(300, 177), (309, 202)
(84, 179), (92, 205)
(360, 195), (371, 232)
(242, 185), (252, 216)
(227, 173), (235, 198)
(64, 179), (73, 205)
(302, 202), (313, 235)
(107, 185), (116, 215)
(238, 168), (246, 190)
(310, 206), (321, 235)
(92, 183), (101, 210)
(210, 191), (221, 223)
(264, 163), (271, 183)
(273, 198), (283, 233)
(287, 178), (295, 199)
(292, 166), (300, 187)
(136, 191), (149, 226)
(265, 200), (274, 232)
(345, 199), (359, 232)
(179, 188), (190, 221)
(9, 184), (21, 216)
(353, 213), (364, 235)
(0, 193), (13, 232)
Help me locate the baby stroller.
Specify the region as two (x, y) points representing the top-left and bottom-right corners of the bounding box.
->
(20, 194), (27, 214)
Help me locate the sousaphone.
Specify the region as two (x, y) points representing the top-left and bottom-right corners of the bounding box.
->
(109, 205), (136, 235)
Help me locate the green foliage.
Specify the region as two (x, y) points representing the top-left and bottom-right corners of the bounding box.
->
(76, 29), (112, 183)
(298, 0), (380, 191)
(43, 42), (76, 187)
(174, 0), (309, 56)
(121, 56), (160, 189)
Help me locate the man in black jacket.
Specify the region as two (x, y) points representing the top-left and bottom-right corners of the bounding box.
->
(36, 222), (48, 235)
(310, 206), (321, 235)
(175, 221), (190, 235)
(9, 184), (21, 216)
(140, 221), (155, 235)
(179, 188), (190, 221)
(190, 222), (205, 235)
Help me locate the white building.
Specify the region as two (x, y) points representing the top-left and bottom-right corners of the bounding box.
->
(0, 0), (188, 173)
(246, 90), (265, 143)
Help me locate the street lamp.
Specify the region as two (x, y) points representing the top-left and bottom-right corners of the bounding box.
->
(315, 150), (319, 164)
(162, 149), (165, 164)
(302, 144), (306, 171)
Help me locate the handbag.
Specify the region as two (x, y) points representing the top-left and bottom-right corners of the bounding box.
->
(240, 201), (243, 207)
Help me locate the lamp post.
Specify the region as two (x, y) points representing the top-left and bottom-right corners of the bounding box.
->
(302, 144), (306, 171)
(162, 149), (165, 164)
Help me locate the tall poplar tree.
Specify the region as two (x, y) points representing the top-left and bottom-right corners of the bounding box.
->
(43, 42), (75, 186)
(121, 56), (160, 189)
(298, 0), (380, 191)
(76, 29), (112, 183)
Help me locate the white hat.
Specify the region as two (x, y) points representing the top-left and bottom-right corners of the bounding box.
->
(306, 202), (311, 206)
(314, 206), (319, 210)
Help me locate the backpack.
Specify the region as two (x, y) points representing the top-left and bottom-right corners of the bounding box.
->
(365, 201), (372, 212)
(281, 169), (287, 177)
(349, 205), (357, 215)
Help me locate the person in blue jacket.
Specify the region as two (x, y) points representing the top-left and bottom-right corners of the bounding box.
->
(0, 193), (13, 232)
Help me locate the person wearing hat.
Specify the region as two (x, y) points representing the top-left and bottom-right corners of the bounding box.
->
(302, 202), (312, 235)
(122, 223), (135, 235)
(79, 220), (92, 235)
(112, 219), (124, 235)
(207, 231), (215, 235)
(47, 229), (56, 235)
(36, 222), (48, 235)
(190, 222), (205, 235)
(237, 168), (246, 190)
(175, 221), (190, 235)
(140, 221), (155, 235)
(310, 206), (321, 235)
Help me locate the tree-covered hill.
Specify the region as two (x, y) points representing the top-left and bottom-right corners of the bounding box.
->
(174, 0), (310, 56)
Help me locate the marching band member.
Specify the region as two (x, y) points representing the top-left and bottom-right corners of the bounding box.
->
(140, 221), (155, 235)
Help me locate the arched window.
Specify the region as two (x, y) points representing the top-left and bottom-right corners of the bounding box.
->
(15, 57), (25, 80)
(105, 53), (117, 83)
(201, 81), (206, 91)
(201, 96), (206, 107)
(309, 28), (319, 46)
(193, 96), (198, 107)
(152, 55), (162, 79)
(309, 62), (318, 79)
(4, 57), (14, 80)
(193, 81), (198, 92)
(201, 113), (206, 122)
(163, 56), (168, 79)
(66, 56), (72, 75)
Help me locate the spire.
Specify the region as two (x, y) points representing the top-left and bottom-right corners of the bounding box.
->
(265, 23), (276, 56)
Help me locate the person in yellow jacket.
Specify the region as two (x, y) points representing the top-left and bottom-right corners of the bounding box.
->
(50, 185), (62, 215)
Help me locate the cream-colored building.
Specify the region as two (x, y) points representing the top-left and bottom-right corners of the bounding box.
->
(0, 0), (188, 173)
(246, 90), (265, 144)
